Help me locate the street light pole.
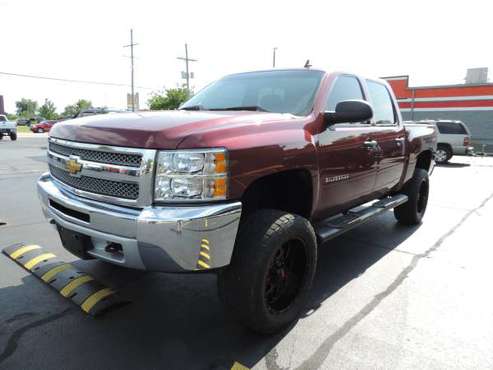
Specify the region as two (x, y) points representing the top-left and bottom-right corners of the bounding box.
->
(130, 30), (134, 111)
(124, 29), (138, 111)
(177, 43), (198, 95)
(185, 43), (190, 93)
(273, 47), (277, 68)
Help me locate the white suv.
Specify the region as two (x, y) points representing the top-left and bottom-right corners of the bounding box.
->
(410, 120), (474, 164)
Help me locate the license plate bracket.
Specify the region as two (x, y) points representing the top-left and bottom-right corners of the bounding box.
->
(56, 224), (94, 259)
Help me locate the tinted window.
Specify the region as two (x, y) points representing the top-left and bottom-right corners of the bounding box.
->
(436, 122), (467, 134)
(181, 70), (323, 116)
(326, 75), (364, 111)
(366, 81), (395, 124)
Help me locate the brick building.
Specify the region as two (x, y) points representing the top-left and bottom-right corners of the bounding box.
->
(383, 71), (493, 151)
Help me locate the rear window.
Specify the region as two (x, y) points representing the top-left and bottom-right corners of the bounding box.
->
(366, 81), (396, 125)
(436, 122), (467, 134)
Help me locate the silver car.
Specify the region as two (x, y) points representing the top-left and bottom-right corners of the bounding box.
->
(409, 120), (474, 164)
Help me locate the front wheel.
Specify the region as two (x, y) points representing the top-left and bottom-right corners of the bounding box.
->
(37, 128), (44, 133)
(218, 209), (317, 334)
(394, 168), (429, 225)
(10, 132), (17, 141)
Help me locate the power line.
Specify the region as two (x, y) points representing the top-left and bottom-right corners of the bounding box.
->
(0, 71), (158, 90)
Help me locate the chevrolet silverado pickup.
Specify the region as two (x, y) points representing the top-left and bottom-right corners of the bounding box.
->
(37, 69), (437, 333)
(0, 115), (17, 140)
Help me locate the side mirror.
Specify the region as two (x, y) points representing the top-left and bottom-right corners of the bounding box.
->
(324, 99), (373, 126)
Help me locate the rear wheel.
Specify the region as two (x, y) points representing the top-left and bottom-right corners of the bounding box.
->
(434, 145), (452, 164)
(394, 169), (429, 225)
(37, 128), (44, 133)
(218, 209), (317, 334)
(10, 132), (17, 141)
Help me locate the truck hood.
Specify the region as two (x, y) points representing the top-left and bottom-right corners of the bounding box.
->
(49, 110), (299, 149)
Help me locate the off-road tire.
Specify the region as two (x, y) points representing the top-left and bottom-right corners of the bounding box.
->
(218, 209), (317, 334)
(435, 144), (452, 164)
(10, 132), (17, 141)
(394, 169), (429, 225)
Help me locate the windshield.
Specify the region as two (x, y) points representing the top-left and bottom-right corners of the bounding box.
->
(180, 70), (324, 116)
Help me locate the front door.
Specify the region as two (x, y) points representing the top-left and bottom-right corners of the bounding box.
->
(315, 75), (378, 217)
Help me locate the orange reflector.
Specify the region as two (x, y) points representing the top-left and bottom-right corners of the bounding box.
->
(214, 152), (227, 173)
(213, 178), (227, 197)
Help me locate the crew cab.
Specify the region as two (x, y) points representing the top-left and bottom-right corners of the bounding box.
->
(0, 115), (17, 140)
(37, 69), (436, 333)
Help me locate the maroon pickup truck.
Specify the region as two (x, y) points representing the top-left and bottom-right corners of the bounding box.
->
(38, 69), (436, 333)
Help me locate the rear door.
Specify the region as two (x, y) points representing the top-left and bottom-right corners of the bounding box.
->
(316, 75), (378, 215)
(366, 80), (406, 192)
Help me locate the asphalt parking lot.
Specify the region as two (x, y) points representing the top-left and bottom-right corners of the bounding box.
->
(1, 136), (493, 370)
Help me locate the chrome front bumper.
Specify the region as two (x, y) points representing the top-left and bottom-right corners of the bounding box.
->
(37, 173), (242, 272)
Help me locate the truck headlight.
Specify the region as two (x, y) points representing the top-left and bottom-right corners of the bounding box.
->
(154, 149), (228, 202)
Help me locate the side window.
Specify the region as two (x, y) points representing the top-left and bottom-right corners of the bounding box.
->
(436, 122), (467, 134)
(326, 75), (364, 111)
(366, 81), (396, 125)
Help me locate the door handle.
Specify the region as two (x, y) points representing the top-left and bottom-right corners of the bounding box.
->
(395, 137), (405, 146)
(363, 140), (378, 149)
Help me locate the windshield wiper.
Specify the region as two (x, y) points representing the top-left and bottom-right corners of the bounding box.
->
(209, 106), (270, 112)
(180, 105), (204, 111)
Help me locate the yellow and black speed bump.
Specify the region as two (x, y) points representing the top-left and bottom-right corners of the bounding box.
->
(2, 243), (127, 316)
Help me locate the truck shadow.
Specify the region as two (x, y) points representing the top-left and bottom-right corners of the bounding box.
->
(0, 212), (420, 370)
(438, 162), (470, 168)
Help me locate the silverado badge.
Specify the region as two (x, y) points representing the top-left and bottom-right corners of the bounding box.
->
(66, 156), (82, 175)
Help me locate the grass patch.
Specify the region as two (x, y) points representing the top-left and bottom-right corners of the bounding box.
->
(17, 126), (32, 133)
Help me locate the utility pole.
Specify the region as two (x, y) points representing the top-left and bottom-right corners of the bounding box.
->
(273, 47), (277, 68)
(123, 29), (138, 111)
(177, 43), (198, 94)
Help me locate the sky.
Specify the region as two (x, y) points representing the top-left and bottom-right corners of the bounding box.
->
(1, 0), (492, 114)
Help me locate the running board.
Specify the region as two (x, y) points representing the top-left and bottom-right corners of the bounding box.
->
(315, 194), (408, 243)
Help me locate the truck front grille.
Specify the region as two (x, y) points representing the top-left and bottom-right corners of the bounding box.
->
(49, 142), (142, 167)
(50, 165), (140, 200)
(47, 138), (156, 207)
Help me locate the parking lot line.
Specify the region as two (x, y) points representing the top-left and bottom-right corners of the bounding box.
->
(231, 361), (249, 370)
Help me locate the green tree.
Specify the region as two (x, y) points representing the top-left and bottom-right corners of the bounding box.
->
(15, 98), (38, 117)
(148, 88), (190, 110)
(63, 99), (92, 117)
(6, 113), (17, 121)
(38, 99), (58, 120)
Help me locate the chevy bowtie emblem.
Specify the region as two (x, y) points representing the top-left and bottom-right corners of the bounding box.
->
(66, 157), (82, 175)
